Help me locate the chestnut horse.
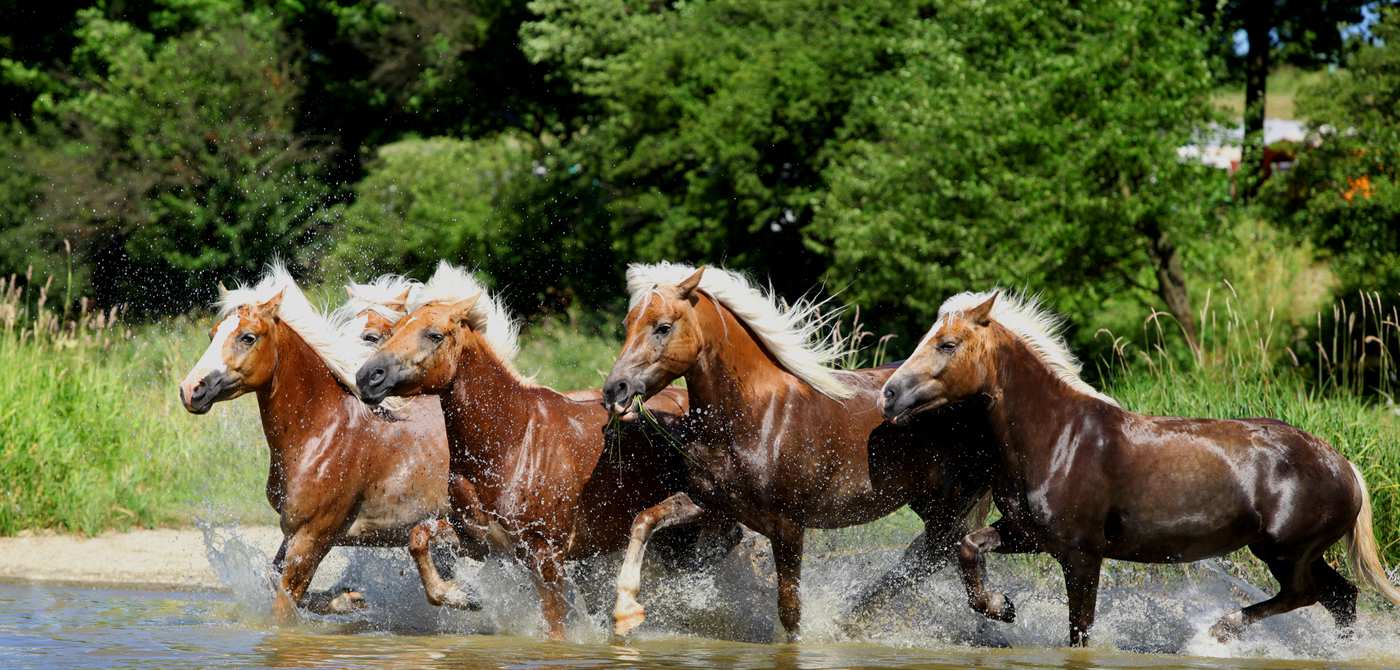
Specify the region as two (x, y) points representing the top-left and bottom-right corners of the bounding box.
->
(600, 264), (992, 641)
(355, 262), (706, 640)
(881, 291), (1400, 646)
(179, 267), (477, 620)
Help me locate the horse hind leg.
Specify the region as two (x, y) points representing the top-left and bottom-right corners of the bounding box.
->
(1210, 548), (1321, 642)
(613, 493), (706, 638)
(1313, 558), (1358, 632)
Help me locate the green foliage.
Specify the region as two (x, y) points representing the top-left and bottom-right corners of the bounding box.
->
(814, 0), (1225, 346)
(526, 0), (930, 294)
(326, 132), (617, 312)
(1267, 8), (1400, 296)
(18, 6), (331, 311)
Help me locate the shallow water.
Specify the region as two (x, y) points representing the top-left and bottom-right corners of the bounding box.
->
(2, 524), (1398, 669)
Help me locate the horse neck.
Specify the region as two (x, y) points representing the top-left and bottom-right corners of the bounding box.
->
(684, 296), (799, 434)
(254, 324), (346, 486)
(985, 330), (1110, 482)
(439, 335), (537, 481)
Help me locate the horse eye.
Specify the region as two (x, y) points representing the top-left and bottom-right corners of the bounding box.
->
(655, 323), (673, 336)
(362, 333), (381, 344)
(239, 333), (257, 346)
(425, 331), (445, 344)
(938, 341), (958, 353)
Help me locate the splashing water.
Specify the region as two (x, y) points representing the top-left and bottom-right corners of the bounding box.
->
(193, 520), (1400, 666)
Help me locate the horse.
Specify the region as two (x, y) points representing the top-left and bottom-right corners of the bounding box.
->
(599, 264), (993, 641)
(354, 261), (710, 640)
(178, 266), (478, 621)
(879, 290), (1400, 646)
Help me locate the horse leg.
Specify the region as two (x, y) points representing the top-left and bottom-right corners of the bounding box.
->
(613, 493), (706, 637)
(1209, 550), (1320, 642)
(272, 525), (340, 623)
(447, 474), (508, 558)
(957, 520), (1029, 623)
(1313, 558), (1358, 631)
(1059, 552), (1103, 647)
(772, 520), (805, 643)
(525, 541), (570, 641)
(409, 518), (480, 610)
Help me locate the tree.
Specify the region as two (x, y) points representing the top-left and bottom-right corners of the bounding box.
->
(1266, 7), (1400, 295)
(1198, 0), (1373, 198)
(813, 0), (1224, 350)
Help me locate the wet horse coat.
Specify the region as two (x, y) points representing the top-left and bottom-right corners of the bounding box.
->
(356, 262), (712, 639)
(601, 264), (992, 640)
(881, 291), (1400, 645)
(178, 267), (465, 619)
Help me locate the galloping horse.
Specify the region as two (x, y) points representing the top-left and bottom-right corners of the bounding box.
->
(600, 264), (992, 641)
(355, 262), (707, 640)
(880, 291), (1400, 646)
(178, 266), (475, 620)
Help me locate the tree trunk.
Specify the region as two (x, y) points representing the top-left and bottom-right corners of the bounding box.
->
(1142, 220), (1200, 355)
(1240, 3), (1272, 200)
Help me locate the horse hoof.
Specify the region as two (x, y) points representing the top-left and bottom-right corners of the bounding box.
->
(327, 591), (367, 614)
(441, 584), (483, 611)
(1209, 613), (1244, 643)
(613, 595), (647, 637)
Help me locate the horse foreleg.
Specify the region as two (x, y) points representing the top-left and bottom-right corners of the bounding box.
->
(525, 542), (570, 641)
(771, 521), (806, 643)
(409, 518), (480, 610)
(843, 529), (942, 629)
(957, 521), (1026, 623)
(273, 525), (342, 622)
(1059, 553), (1103, 647)
(447, 474), (507, 559)
(613, 493), (705, 637)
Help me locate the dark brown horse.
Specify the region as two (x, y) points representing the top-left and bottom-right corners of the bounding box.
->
(880, 290), (1400, 646)
(600, 264), (991, 641)
(355, 262), (703, 640)
(179, 267), (475, 620)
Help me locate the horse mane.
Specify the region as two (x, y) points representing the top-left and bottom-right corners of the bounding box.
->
(217, 263), (379, 400)
(332, 274), (422, 338)
(626, 262), (854, 399)
(409, 260), (523, 370)
(936, 290), (1118, 406)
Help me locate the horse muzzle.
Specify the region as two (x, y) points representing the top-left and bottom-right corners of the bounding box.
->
(180, 370), (234, 415)
(356, 353), (407, 405)
(602, 375), (645, 422)
(881, 376), (946, 425)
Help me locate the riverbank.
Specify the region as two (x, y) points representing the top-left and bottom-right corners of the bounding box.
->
(0, 526), (289, 591)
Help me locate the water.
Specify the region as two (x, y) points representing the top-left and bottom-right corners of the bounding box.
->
(2, 524), (1398, 669)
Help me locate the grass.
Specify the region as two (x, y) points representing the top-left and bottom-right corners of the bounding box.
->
(1210, 65), (1331, 121)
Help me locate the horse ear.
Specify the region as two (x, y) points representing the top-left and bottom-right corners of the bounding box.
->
(676, 266), (706, 300)
(257, 289), (285, 319)
(966, 293), (997, 327)
(389, 287), (411, 311)
(217, 282), (230, 299)
(344, 285), (357, 298)
(449, 293), (482, 328)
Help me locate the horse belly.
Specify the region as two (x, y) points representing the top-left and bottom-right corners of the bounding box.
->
(343, 478), (442, 543)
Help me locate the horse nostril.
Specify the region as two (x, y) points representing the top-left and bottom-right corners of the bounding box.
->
(883, 387), (896, 401)
(367, 367), (387, 388)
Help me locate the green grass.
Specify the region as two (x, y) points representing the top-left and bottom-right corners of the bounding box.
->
(1211, 65), (1331, 121)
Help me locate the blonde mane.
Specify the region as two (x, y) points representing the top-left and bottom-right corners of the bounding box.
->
(934, 290), (1118, 406)
(626, 262), (854, 399)
(409, 261), (522, 369)
(332, 274), (422, 338)
(217, 263), (378, 398)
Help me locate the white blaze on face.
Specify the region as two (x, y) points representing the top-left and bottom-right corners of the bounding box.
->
(180, 314), (239, 400)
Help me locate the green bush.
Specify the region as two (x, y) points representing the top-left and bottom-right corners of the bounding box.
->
(325, 132), (617, 312)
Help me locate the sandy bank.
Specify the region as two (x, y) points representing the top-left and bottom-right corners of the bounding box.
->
(0, 526), (293, 591)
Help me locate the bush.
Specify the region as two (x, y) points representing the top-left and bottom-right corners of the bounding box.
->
(325, 132), (617, 313)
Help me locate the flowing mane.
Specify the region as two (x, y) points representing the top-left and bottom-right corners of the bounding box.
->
(218, 263), (377, 396)
(332, 273), (422, 337)
(627, 262), (853, 399)
(409, 261), (522, 368)
(935, 290), (1118, 406)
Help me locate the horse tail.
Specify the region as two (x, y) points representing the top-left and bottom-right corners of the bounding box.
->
(1345, 461), (1400, 605)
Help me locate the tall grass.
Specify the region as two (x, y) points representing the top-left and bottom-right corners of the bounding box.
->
(0, 272), (268, 535)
